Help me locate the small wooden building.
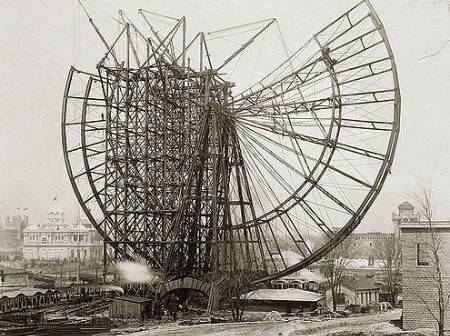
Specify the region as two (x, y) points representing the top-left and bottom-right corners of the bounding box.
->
(324, 279), (383, 311)
(110, 296), (152, 320)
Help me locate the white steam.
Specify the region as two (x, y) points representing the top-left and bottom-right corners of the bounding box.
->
(115, 260), (159, 285)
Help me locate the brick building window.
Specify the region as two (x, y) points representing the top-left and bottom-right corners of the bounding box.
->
(417, 243), (429, 266)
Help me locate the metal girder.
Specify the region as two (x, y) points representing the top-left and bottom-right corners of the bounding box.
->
(62, 0), (400, 287)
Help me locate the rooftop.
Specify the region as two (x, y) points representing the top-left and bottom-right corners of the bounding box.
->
(113, 295), (152, 304)
(24, 223), (94, 233)
(399, 220), (450, 230)
(241, 288), (323, 302)
(347, 258), (384, 269)
(0, 288), (58, 299)
(398, 201), (414, 209)
(346, 279), (383, 291)
(278, 268), (327, 283)
(0, 265), (28, 275)
(352, 232), (393, 236)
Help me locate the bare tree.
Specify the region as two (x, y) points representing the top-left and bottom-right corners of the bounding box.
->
(320, 235), (357, 311)
(411, 187), (449, 336)
(218, 270), (262, 321)
(374, 238), (402, 306)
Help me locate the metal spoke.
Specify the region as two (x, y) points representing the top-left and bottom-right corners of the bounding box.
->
(62, 0), (400, 285)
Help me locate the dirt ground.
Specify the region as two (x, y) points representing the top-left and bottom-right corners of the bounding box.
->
(113, 309), (420, 336)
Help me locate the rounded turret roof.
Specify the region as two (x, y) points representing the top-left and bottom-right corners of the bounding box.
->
(398, 201), (414, 210)
(48, 200), (64, 215)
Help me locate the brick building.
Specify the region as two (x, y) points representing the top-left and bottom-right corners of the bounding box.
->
(350, 232), (394, 259)
(399, 203), (450, 331)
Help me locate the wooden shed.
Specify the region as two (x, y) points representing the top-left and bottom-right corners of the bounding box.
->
(110, 296), (152, 320)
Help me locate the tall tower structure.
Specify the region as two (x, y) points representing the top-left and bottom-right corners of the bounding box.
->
(392, 201), (419, 241)
(62, 1), (401, 286)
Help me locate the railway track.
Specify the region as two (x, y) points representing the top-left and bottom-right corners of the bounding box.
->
(0, 298), (112, 336)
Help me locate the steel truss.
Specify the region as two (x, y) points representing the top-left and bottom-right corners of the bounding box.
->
(62, 0), (400, 285)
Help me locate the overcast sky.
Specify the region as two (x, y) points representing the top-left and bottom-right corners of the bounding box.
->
(0, 0), (449, 232)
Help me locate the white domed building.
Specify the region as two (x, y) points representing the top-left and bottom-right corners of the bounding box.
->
(22, 201), (103, 262)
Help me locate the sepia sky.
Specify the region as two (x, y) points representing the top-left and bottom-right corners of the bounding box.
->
(0, 0), (449, 232)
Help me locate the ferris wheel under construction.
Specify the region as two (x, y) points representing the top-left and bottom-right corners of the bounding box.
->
(62, 0), (400, 289)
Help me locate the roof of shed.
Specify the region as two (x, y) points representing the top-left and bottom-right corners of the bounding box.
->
(0, 265), (28, 275)
(241, 288), (323, 302)
(0, 288), (57, 299)
(346, 279), (383, 291)
(113, 295), (152, 304)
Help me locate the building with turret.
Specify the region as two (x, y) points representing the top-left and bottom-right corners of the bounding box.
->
(397, 201), (450, 330)
(22, 202), (103, 262)
(392, 201), (420, 241)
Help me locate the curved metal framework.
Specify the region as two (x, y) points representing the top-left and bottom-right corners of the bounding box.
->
(62, 0), (400, 284)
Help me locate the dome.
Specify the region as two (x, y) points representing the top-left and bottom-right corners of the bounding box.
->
(48, 204), (64, 215)
(398, 201), (414, 210)
(78, 211), (93, 228)
(47, 198), (64, 217)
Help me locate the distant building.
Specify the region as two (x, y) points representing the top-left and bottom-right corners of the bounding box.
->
(0, 288), (61, 312)
(350, 231), (394, 259)
(309, 255), (392, 284)
(343, 258), (387, 280)
(351, 279), (383, 306)
(267, 249), (326, 292)
(242, 288), (323, 314)
(399, 202), (450, 331)
(0, 215), (28, 261)
(324, 279), (382, 311)
(22, 202), (103, 263)
(313, 226), (395, 263)
(271, 268), (326, 293)
(0, 265), (29, 289)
